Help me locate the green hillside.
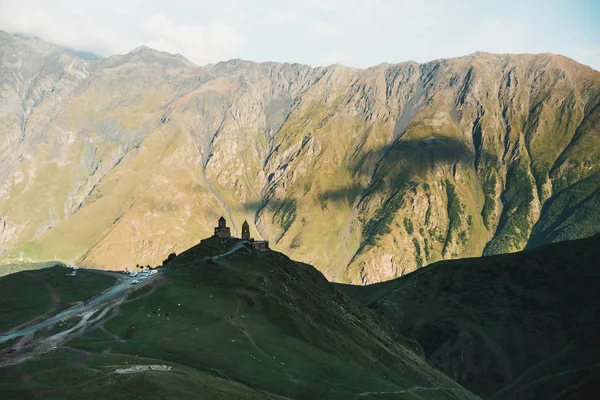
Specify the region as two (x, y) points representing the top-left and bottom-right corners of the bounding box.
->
(337, 234), (600, 400)
(0, 239), (478, 400)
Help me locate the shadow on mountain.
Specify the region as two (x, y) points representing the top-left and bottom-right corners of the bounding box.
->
(317, 184), (365, 203)
(350, 136), (497, 184)
(244, 198), (291, 214)
(341, 136), (497, 203)
(244, 137), (497, 227)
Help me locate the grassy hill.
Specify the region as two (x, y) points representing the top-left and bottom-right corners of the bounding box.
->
(0, 239), (478, 400)
(0, 261), (66, 278)
(337, 234), (600, 400)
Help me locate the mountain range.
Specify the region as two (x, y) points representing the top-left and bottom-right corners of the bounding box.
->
(1, 30), (599, 283)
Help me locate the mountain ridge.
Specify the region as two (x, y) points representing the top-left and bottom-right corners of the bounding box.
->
(3, 29), (599, 72)
(1, 32), (599, 283)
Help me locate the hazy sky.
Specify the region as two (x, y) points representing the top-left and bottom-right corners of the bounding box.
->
(0, 0), (599, 70)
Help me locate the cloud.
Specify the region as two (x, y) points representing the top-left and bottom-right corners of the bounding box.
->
(0, 0), (130, 55)
(141, 14), (246, 65)
(318, 52), (358, 67)
(0, 0), (246, 65)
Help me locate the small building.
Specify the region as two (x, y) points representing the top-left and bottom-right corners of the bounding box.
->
(241, 220), (251, 240)
(252, 240), (269, 251)
(214, 216), (231, 239)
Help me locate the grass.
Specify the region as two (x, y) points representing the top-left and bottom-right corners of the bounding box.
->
(0, 271), (52, 332)
(481, 172), (497, 229)
(68, 327), (113, 352)
(442, 179), (463, 257)
(5, 349), (295, 399)
(484, 167), (535, 255)
(22, 350), (76, 374)
(403, 217), (414, 234)
(528, 170), (600, 248)
(56, 352), (293, 400)
(362, 191), (407, 246)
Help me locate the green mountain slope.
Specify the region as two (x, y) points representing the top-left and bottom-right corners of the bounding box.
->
(0, 239), (478, 400)
(337, 234), (600, 399)
(1, 30), (600, 283)
(527, 171), (600, 248)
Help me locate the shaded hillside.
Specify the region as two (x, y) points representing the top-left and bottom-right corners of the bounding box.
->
(0, 261), (65, 278)
(337, 234), (600, 399)
(1, 29), (600, 283)
(0, 239), (478, 400)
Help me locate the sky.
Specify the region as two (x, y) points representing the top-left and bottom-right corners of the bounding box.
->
(0, 0), (599, 70)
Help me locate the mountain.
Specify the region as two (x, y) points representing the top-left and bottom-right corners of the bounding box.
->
(337, 234), (600, 400)
(0, 238), (479, 399)
(1, 31), (599, 283)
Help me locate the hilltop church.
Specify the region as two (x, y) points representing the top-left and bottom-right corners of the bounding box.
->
(212, 216), (269, 251)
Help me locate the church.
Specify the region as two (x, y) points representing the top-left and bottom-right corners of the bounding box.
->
(212, 216), (269, 251)
(213, 216), (231, 238)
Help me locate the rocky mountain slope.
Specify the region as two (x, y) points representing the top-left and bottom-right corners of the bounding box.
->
(1, 31), (599, 283)
(338, 234), (600, 400)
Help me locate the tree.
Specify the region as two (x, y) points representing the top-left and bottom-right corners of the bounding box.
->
(162, 252), (177, 266)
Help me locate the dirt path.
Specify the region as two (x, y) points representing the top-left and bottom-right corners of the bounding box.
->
(354, 386), (473, 399)
(167, 241), (246, 272)
(212, 242), (246, 260)
(0, 271), (156, 345)
(115, 364), (172, 374)
(0, 272), (160, 368)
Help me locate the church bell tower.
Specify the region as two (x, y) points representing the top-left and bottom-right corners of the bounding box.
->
(241, 220), (251, 240)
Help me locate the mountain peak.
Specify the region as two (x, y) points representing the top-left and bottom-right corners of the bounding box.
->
(130, 45), (157, 54)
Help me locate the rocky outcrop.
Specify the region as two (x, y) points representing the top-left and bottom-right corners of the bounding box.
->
(1, 31), (599, 283)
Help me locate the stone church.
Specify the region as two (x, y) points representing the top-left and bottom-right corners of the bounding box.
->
(212, 217), (269, 251)
(213, 216), (231, 238)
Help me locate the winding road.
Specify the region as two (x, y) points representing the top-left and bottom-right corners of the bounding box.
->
(0, 269), (157, 344)
(0, 242), (246, 345)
